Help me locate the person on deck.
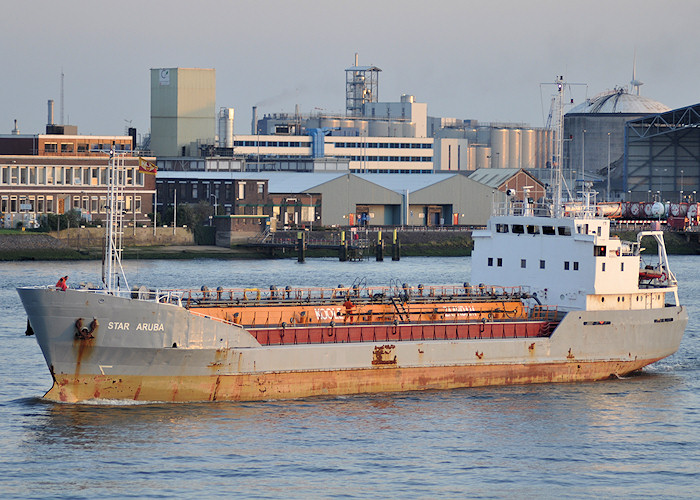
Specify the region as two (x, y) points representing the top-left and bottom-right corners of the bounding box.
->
(343, 297), (355, 323)
(56, 276), (68, 291)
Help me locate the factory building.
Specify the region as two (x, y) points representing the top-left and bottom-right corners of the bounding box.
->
(150, 68), (216, 157)
(152, 56), (554, 175)
(624, 102), (700, 202)
(156, 171), (502, 228)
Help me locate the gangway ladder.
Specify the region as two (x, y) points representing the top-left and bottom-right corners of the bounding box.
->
(102, 148), (130, 293)
(390, 296), (409, 322)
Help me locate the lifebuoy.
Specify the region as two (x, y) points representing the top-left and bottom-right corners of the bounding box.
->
(615, 249), (620, 256)
(660, 272), (667, 282)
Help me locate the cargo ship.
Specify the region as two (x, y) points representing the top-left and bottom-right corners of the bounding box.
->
(17, 194), (687, 402)
(17, 84), (688, 403)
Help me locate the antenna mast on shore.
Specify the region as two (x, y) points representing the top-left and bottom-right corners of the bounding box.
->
(60, 70), (65, 125)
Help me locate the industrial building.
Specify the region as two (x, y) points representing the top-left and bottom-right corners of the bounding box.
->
(152, 56), (554, 175)
(150, 68), (216, 157)
(624, 103), (700, 201)
(156, 171), (503, 228)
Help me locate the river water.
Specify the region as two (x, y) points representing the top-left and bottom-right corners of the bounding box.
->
(0, 256), (698, 499)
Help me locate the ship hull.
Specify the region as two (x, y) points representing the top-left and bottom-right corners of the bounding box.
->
(45, 358), (664, 403)
(18, 287), (688, 403)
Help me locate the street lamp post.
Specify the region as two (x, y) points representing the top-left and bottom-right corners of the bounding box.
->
(307, 193), (313, 231)
(607, 132), (611, 201)
(209, 194), (218, 216)
(581, 130), (586, 193)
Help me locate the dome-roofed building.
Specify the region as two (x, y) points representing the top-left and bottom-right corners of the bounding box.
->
(568, 87), (670, 115)
(563, 84), (670, 200)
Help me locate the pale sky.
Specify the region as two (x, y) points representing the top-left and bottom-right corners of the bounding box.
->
(2, 0), (699, 139)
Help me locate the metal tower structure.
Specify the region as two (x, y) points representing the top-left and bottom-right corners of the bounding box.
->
(102, 148), (129, 293)
(345, 53), (381, 117)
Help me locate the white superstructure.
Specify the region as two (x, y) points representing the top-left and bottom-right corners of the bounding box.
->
(472, 197), (678, 312)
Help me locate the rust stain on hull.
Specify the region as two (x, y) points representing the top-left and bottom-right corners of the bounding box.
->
(44, 358), (661, 403)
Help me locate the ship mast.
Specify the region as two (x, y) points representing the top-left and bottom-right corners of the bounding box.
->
(102, 145), (129, 293)
(553, 76), (565, 217)
(544, 75), (585, 216)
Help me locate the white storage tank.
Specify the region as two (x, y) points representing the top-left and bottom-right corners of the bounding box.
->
(490, 128), (509, 168)
(388, 121), (403, 137)
(467, 145), (477, 171)
(521, 129), (536, 168)
(475, 146), (492, 169)
(402, 122), (415, 137)
(369, 120), (389, 137)
(357, 120), (369, 136)
(508, 129), (521, 168)
(321, 118), (340, 129)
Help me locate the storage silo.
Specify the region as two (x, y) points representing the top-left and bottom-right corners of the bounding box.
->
(521, 129), (537, 168)
(467, 145), (477, 171)
(475, 146), (491, 169)
(369, 120), (389, 137)
(321, 118), (340, 129)
(218, 107), (234, 148)
(357, 120), (369, 136)
(388, 121), (402, 137)
(508, 129), (521, 169)
(490, 128), (508, 168)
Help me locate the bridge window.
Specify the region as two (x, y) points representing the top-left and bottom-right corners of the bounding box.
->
(527, 225), (539, 234)
(512, 224), (524, 234)
(542, 226), (555, 235)
(558, 226), (571, 236)
(496, 223), (509, 233)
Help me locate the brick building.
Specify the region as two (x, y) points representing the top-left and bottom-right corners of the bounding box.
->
(0, 134), (155, 228)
